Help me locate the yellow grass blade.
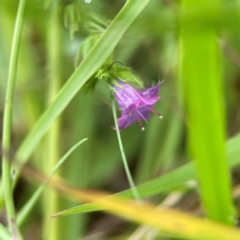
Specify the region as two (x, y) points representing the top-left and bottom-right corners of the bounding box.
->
(21, 164), (240, 240)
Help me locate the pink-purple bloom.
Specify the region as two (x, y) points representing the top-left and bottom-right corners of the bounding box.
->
(112, 80), (162, 131)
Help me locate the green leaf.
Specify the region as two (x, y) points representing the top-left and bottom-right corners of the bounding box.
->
(111, 65), (144, 88)
(180, 0), (234, 225)
(94, 64), (144, 89)
(74, 35), (100, 69)
(83, 12), (110, 35)
(63, 2), (82, 39)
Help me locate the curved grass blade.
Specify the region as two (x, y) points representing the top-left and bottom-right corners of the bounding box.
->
(16, 138), (88, 226)
(14, 140), (240, 240)
(49, 186), (240, 240)
(54, 133), (240, 214)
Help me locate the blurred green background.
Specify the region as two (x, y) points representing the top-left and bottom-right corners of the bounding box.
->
(1, 0), (240, 239)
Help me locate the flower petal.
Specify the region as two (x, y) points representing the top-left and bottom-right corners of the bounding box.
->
(112, 79), (161, 130)
(141, 84), (160, 97)
(137, 96), (160, 107)
(136, 107), (150, 121)
(117, 110), (137, 130)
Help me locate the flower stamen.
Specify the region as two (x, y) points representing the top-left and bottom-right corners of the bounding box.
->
(134, 111), (145, 131)
(146, 106), (163, 119)
(136, 109), (148, 123)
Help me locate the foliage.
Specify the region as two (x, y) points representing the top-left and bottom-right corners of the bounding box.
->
(1, 0), (240, 239)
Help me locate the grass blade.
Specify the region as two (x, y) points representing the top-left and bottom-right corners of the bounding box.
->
(48, 184), (240, 240)
(180, 0), (234, 224)
(0, 224), (10, 240)
(16, 164), (240, 240)
(17, 138), (88, 226)
(14, 0), (150, 173)
(58, 133), (240, 213)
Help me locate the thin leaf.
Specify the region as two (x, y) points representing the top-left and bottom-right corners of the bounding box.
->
(57, 133), (240, 213)
(13, 0), (151, 183)
(181, 0), (234, 224)
(50, 184), (240, 240)
(0, 224), (10, 240)
(17, 138), (88, 226)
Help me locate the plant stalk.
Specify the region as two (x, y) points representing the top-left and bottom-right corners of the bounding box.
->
(1, 0), (26, 238)
(43, 3), (62, 240)
(111, 99), (140, 200)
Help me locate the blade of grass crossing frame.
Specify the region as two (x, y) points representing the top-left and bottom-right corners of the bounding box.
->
(180, 0), (234, 224)
(48, 186), (240, 240)
(0, 0), (150, 208)
(14, 0), (151, 175)
(17, 138), (88, 226)
(62, 133), (240, 214)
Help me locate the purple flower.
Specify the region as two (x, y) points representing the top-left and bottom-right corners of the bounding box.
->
(112, 80), (162, 131)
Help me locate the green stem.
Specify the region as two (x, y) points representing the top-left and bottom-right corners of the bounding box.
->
(43, 3), (62, 240)
(1, 0), (26, 237)
(111, 99), (140, 200)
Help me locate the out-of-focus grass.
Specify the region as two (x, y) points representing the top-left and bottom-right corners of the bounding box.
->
(1, 0), (26, 238)
(17, 138), (88, 226)
(181, 0), (234, 224)
(49, 186), (240, 240)
(43, 3), (62, 240)
(50, 132), (240, 214)
(1, 0), (240, 239)
(13, 0), (151, 178)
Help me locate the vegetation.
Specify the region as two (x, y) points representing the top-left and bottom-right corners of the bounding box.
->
(1, 0), (240, 239)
